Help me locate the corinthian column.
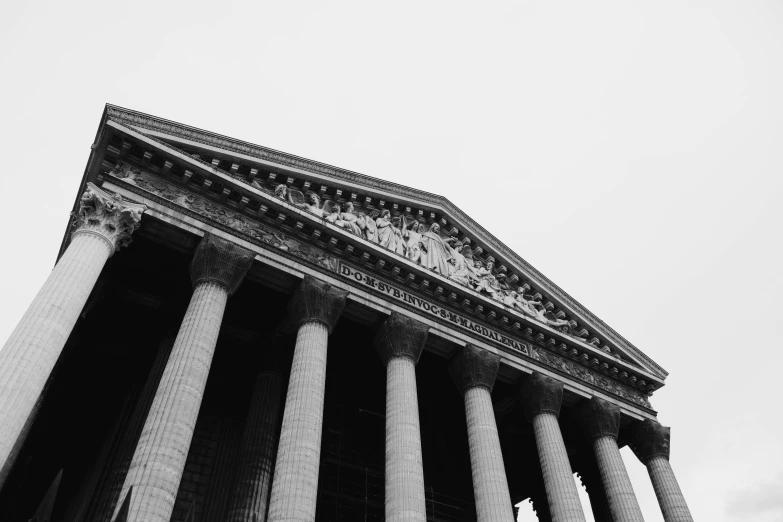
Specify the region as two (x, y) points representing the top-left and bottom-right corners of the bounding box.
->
(519, 373), (586, 522)
(581, 397), (645, 522)
(629, 420), (693, 522)
(267, 276), (347, 522)
(375, 312), (429, 522)
(449, 345), (514, 522)
(0, 183), (145, 488)
(227, 370), (284, 522)
(113, 233), (255, 522)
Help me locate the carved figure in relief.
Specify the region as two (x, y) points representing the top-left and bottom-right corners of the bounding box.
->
(405, 220), (424, 263)
(390, 217), (406, 256)
(449, 244), (478, 286)
(294, 193), (324, 218)
(109, 161), (621, 356)
(364, 210), (380, 243)
(419, 223), (454, 276)
(324, 201), (346, 228)
(376, 210), (398, 251)
(473, 261), (506, 301)
(340, 203), (363, 236)
(512, 291), (571, 329)
(274, 184), (292, 203)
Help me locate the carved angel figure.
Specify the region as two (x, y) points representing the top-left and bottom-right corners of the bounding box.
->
(293, 193), (324, 218)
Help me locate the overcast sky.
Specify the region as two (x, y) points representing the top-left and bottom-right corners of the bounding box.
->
(1, 1), (781, 521)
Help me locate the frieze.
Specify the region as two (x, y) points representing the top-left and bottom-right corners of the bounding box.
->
(106, 105), (666, 379)
(107, 161), (653, 410)
(109, 163), (339, 273)
(529, 346), (652, 408)
(339, 263), (528, 356)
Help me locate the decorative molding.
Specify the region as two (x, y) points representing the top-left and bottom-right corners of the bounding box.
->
(111, 163), (339, 273)
(530, 347), (651, 408)
(104, 105), (667, 380)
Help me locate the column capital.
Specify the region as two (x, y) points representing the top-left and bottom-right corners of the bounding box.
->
(288, 275), (348, 333)
(518, 372), (564, 421)
(71, 183), (146, 254)
(628, 419), (671, 464)
(190, 233), (255, 295)
(580, 396), (621, 440)
(448, 344), (500, 395)
(375, 312), (429, 365)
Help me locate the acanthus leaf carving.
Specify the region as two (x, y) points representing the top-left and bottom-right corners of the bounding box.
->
(71, 182), (146, 253)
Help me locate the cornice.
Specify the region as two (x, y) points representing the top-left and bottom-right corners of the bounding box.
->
(103, 104), (667, 379)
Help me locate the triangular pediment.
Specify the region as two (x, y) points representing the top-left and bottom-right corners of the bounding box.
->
(92, 105), (667, 404)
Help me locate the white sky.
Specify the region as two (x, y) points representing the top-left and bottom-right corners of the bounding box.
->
(1, 1), (782, 521)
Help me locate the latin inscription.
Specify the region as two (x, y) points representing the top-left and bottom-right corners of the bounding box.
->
(340, 263), (528, 356)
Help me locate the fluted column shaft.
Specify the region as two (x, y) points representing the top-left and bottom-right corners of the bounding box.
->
(533, 413), (586, 522)
(267, 276), (347, 522)
(113, 233), (254, 522)
(117, 281), (227, 522)
(581, 396), (644, 522)
(376, 312), (429, 522)
(520, 373), (586, 522)
(0, 233), (110, 484)
(228, 371), (284, 522)
(594, 436), (645, 521)
(464, 386), (514, 522)
(629, 419), (693, 522)
(0, 183), (145, 489)
(267, 322), (328, 521)
(647, 457), (692, 522)
(385, 356), (426, 521)
(449, 344), (513, 522)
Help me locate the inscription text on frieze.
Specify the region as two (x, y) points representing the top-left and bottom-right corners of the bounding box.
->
(340, 263), (528, 356)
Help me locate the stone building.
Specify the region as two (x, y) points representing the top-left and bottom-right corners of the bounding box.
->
(0, 105), (692, 522)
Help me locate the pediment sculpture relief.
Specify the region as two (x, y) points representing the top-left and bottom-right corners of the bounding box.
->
(270, 185), (614, 355)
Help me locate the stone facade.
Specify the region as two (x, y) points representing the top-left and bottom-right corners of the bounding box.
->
(0, 107), (693, 522)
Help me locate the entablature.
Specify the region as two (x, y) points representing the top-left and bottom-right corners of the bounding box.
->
(97, 108), (666, 379)
(82, 126), (664, 405)
(63, 106), (671, 412)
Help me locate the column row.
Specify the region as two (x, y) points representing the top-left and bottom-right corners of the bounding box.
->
(0, 184), (694, 522)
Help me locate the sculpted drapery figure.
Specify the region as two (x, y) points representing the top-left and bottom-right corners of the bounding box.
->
(376, 210), (397, 252)
(340, 203), (362, 236)
(390, 217), (406, 256)
(419, 223), (453, 277)
(324, 202), (345, 228)
(365, 210), (380, 243)
(272, 191), (583, 338)
(449, 244), (478, 287)
(405, 220), (424, 264)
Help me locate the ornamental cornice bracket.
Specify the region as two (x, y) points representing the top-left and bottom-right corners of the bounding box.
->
(71, 182), (147, 254)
